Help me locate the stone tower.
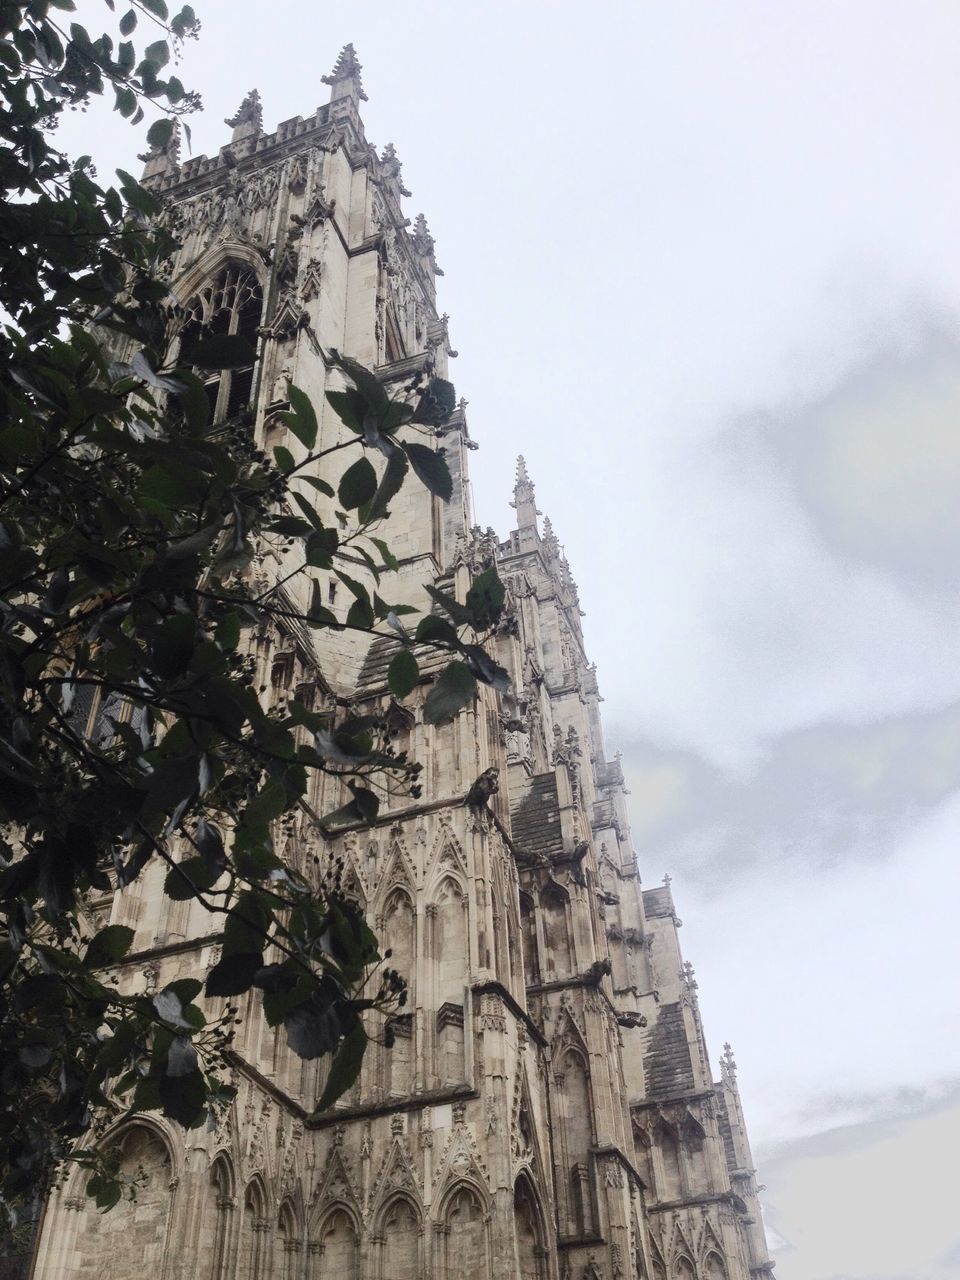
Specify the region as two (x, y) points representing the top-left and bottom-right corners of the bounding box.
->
(32, 46), (775, 1280)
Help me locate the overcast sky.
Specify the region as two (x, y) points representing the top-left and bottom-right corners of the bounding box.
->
(63, 3), (960, 1276)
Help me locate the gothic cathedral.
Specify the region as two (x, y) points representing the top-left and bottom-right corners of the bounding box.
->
(32, 45), (776, 1280)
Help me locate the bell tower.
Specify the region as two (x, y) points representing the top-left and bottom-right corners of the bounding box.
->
(31, 44), (775, 1280)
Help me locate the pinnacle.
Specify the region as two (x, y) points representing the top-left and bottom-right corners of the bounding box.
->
(224, 88), (262, 132)
(322, 43), (368, 101)
(515, 455), (531, 485)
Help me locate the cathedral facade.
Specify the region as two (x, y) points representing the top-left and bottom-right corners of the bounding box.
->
(32, 47), (775, 1280)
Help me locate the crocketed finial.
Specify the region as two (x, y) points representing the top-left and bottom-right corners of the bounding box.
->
(322, 43), (368, 102)
(225, 88), (262, 134)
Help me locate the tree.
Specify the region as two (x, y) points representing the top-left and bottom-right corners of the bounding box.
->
(0, 0), (509, 1235)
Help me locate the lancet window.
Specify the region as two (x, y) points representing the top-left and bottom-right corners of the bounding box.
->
(315, 1208), (358, 1279)
(178, 263), (264, 423)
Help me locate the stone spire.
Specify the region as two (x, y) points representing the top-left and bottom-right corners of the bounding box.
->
(322, 43), (368, 103)
(412, 213), (434, 257)
(542, 516), (560, 562)
(379, 143), (411, 198)
(720, 1041), (738, 1084)
(225, 88), (262, 142)
(510, 456), (541, 552)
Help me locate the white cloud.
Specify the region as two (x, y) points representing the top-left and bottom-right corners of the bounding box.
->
(764, 1093), (960, 1280)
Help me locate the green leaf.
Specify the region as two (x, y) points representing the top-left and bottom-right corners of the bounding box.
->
(144, 39), (170, 68)
(465, 566), (506, 630)
(424, 585), (472, 627)
(302, 475), (335, 498)
(273, 445), (295, 474)
(325, 388), (363, 433)
(205, 952), (263, 997)
(146, 118), (174, 150)
(415, 614), (460, 648)
(189, 334), (256, 369)
(370, 537), (399, 571)
(411, 376), (457, 427)
(158, 1067), (206, 1128)
(388, 649), (419, 699)
(83, 925), (135, 968)
(338, 456), (377, 510)
(305, 528), (339, 568)
(365, 447), (407, 522)
(164, 856), (219, 901)
(119, 9), (137, 35)
(216, 612), (241, 651)
(403, 442), (453, 501)
(284, 988), (340, 1060)
(422, 661), (476, 724)
(285, 383), (318, 450)
(346, 597), (374, 629)
(314, 1018), (366, 1110)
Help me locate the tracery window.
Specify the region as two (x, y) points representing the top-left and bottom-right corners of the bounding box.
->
(178, 263), (263, 422)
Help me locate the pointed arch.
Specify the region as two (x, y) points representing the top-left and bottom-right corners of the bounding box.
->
(703, 1252), (727, 1280)
(554, 1046), (595, 1238)
(240, 1175), (269, 1280)
(376, 1193), (421, 1279)
(681, 1110), (709, 1195)
(312, 1203), (359, 1280)
(519, 890), (540, 983)
(655, 1118), (682, 1201)
(277, 1198), (302, 1280)
(539, 880), (573, 978)
(173, 256), (265, 425)
(633, 1122), (655, 1195)
(432, 874), (467, 1005)
(68, 1123), (175, 1280)
(673, 1257), (696, 1280)
(438, 1182), (490, 1280)
(208, 1152), (237, 1280)
(513, 1173), (547, 1280)
(425, 831), (468, 893)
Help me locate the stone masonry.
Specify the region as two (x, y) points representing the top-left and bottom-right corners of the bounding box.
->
(32, 46), (776, 1280)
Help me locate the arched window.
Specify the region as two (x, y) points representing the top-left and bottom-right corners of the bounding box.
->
(674, 1257), (696, 1280)
(75, 1125), (173, 1276)
(557, 1051), (594, 1237)
(315, 1208), (358, 1279)
(381, 889), (416, 1098)
(682, 1114), (709, 1195)
(209, 1154), (236, 1280)
(179, 263), (263, 422)
(277, 1200), (301, 1280)
(434, 876), (466, 1004)
(703, 1253), (727, 1280)
(382, 889), (415, 996)
(513, 1176), (546, 1280)
(443, 1186), (488, 1280)
(540, 882), (572, 978)
(519, 892), (539, 984)
(656, 1122), (682, 1201)
(633, 1123), (655, 1194)
(380, 1197), (419, 1276)
(240, 1179), (268, 1280)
